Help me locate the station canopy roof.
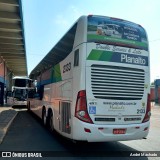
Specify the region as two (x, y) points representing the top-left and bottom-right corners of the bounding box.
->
(0, 0), (27, 76)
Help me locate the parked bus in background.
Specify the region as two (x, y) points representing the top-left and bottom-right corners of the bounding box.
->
(7, 76), (32, 106)
(28, 15), (150, 142)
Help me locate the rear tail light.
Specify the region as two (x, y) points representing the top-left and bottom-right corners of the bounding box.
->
(84, 128), (91, 133)
(75, 90), (93, 124)
(144, 127), (148, 131)
(88, 14), (93, 17)
(142, 94), (151, 123)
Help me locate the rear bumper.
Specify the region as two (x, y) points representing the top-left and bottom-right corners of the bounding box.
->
(13, 101), (27, 106)
(73, 118), (150, 142)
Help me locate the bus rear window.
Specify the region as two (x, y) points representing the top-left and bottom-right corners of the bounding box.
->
(87, 16), (148, 51)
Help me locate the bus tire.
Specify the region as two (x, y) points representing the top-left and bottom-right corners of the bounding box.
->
(48, 111), (54, 132)
(27, 102), (30, 112)
(42, 108), (47, 126)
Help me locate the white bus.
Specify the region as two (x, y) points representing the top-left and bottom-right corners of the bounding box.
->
(28, 15), (150, 142)
(7, 76), (31, 106)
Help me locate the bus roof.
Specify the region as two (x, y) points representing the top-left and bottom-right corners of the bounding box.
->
(13, 76), (30, 80)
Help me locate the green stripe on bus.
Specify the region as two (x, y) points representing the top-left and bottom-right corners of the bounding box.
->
(51, 64), (62, 82)
(87, 34), (148, 48)
(99, 51), (113, 61)
(87, 50), (113, 61)
(87, 50), (103, 60)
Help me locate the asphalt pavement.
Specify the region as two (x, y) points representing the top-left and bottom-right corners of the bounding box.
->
(0, 104), (17, 144)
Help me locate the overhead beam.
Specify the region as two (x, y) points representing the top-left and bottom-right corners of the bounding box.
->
(10, 64), (26, 66)
(0, 38), (23, 44)
(6, 61), (26, 63)
(0, 44), (24, 51)
(5, 60), (26, 62)
(0, 31), (22, 39)
(6, 65), (26, 68)
(0, 44), (24, 49)
(0, 0), (19, 6)
(7, 67), (26, 70)
(6, 59), (26, 62)
(9, 68), (26, 70)
(3, 58), (25, 61)
(7, 66), (26, 68)
(6, 68), (26, 70)
(0, 22), (21, 31)
(1, 53), (25, 57)
(9, 66), (26, 68)
(9, 67), (26, 69)
(13, 70), (27, 72)
(0, 48), (24, 52)
(0, 11), (20, 21)
(12, 71), (27, 74)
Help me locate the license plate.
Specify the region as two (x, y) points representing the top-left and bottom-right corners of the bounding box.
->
(113, 129), (126, 134)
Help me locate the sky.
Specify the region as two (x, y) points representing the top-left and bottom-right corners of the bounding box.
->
(22, 0), (160, 82)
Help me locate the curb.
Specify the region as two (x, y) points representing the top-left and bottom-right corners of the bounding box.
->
(0, 109), (18, 144)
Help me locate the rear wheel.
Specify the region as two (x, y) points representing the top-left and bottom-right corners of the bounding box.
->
(42, 108), (47, 126)
(48, 111), (54, 132)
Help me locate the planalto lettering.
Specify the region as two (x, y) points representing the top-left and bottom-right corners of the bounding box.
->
(121, 54), (146, 65)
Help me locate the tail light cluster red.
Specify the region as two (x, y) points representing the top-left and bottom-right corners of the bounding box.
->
(142, 94), (151, 123)
(75, 90), (93, 124)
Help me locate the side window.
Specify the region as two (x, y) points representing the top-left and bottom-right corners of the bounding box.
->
(39, 85), (44, 100)
(74, 49), (79, 67)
